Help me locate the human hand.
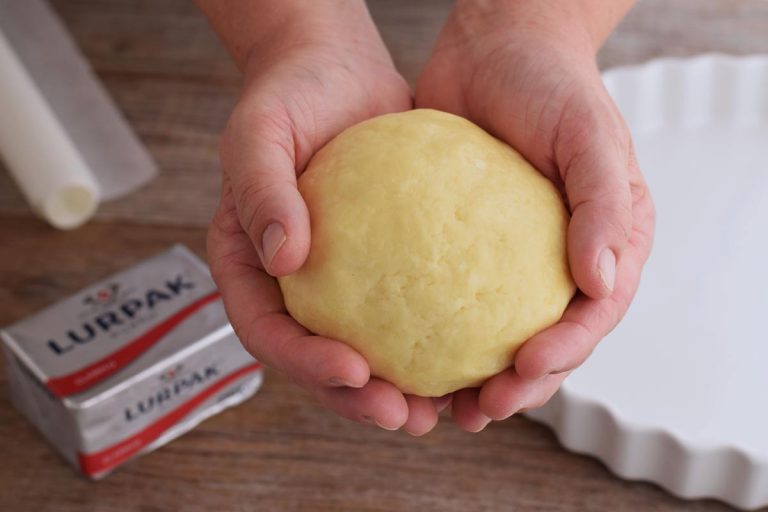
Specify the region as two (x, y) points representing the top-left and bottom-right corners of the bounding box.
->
(416, 0), (655, 431)
(202, 2), (444, 435)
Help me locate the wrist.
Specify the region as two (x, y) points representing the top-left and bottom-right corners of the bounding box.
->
(452, 0), (634, 54)
(197, 0), (382, 71)
(240, 1), (395, 84)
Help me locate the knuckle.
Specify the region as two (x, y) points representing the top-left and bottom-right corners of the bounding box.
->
(607, 204), (633, 241)
(558, 98), (633, 187)
(221, 100), (297, 169)
(630, 175), (649, 206)
(210, 197), (243, 239)
(238, 315), (270, 363)
(607, 278), (639, 328)
(206, 226), (234, 286)
(560, 102), (629, 155)
(577, 197), (633, 241)
(236, 179), (283, 209)
(227, 100), (290, 140)
(237, 180), (288, 238)
(205, 227), (220, 276)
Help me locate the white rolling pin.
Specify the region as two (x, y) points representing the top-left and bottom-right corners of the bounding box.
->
(0, 30), (99, 229)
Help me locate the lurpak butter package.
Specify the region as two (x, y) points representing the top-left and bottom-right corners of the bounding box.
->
(1, 245), (262, 478)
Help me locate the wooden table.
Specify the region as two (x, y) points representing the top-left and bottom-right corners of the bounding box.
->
(1, 1), (766, 510)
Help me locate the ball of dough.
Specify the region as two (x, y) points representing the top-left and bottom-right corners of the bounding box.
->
(278, 109), (575, 397)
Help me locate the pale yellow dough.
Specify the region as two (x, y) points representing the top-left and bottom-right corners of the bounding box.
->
(278, 109), (575, 397)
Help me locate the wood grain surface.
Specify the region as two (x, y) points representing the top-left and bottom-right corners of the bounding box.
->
(1, 0), (768, 226)
(1, 1), (766, 510)
(0, 218), (740, 512)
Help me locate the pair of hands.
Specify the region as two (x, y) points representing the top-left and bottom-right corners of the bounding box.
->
(205, 0), (655, 435)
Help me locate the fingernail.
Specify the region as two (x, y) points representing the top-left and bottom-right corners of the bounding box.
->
(374, 419), (400, 431)
(468, 418), (492, 433)
(328, 376), (365, 388)
(405, 426), (432, 437)
(261, 222), (286, 270)
(328, 376), (349, 387)
(432, 395), (452, 413)
(597, 248), (616, 293)
(361, 415), (399, 431)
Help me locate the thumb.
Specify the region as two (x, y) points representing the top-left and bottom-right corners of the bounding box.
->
(557, 100), (633, 299)
(220, 105), (311, 277)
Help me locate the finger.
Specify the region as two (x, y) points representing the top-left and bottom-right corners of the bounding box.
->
(515, 213), (650, 380)
(627, 143), (656, 261)
(220, 101), (310, 277)
(314, 378), (409, 431)
(557, 95), (634, 300)
(402, 395), (440, 436)
(207, 183), (369, 389)
(517, 371), (570, 412)
(433, 394), (453, 414)
(479, 370), (568, 420)
(451, 388), (491, 433)
(243, 313), (371, 389)
(515, 148), (655, 380)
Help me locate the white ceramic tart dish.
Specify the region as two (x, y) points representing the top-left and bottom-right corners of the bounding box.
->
(524, 54), (768, 510)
